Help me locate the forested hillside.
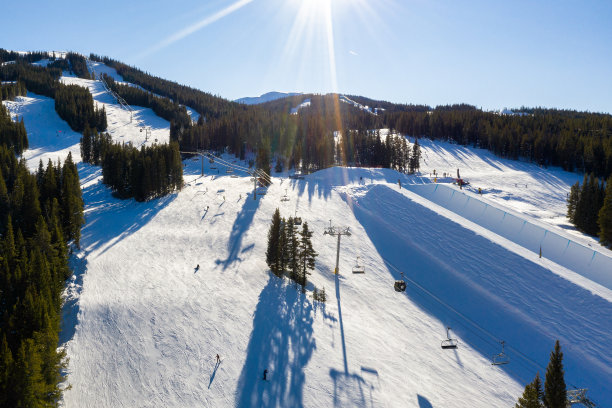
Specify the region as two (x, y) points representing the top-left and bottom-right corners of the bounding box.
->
(0, 56), (107, 132)
(0, 102), (84, 406)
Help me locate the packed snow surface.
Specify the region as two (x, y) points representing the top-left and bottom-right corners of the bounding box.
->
(3, 63), (611, 407)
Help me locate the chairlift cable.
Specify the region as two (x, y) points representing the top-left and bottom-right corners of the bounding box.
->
(380, 255), (545, 374)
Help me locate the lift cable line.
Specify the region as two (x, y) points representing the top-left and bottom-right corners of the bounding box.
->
(180, 150), (273, 199)
(379, 254), (598, 405)
(323, 220), (351, 274)
(87, 59), (135, 122)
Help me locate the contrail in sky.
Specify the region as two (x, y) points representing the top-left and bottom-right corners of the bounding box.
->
(136, 0), (254, 59)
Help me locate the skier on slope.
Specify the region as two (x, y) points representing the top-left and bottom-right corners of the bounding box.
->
(216, 354), (220, 364)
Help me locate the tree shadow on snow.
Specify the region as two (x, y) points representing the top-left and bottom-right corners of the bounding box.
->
(78, 176), (177, 256)
(59, 253), (88, 346)
(215, 193), (261, 270)
(417, 394), (434, 408)
(235, 275), (316, 408)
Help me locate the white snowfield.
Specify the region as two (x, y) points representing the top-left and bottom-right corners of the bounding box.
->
(3, 63), (611, 406)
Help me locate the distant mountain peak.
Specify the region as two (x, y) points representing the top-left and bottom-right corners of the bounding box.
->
(235, 91), (302, 105)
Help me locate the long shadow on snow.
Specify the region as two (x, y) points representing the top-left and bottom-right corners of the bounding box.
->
(235, 274), (315, 407)
(346, 185), (612, 405)
(59, 253), (88, 346)
(78, 175), (176, 256)
(288, 166), (416, 204)
(215, 193), (261, 270)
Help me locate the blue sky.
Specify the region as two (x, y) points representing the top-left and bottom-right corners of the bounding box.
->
(2, 0), (612, 113)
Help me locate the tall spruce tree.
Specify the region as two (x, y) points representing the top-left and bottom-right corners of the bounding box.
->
(297, 221), (317, 291)
(266, 208), (282, 277)
(279, 217), (288, 274)
(515, 373), (543, 408)
(285, 217), (299, 282)
(598, 176), (612, 247)
(566, 181), (580, 223)
(81, 124), (92, 163)
(543, 340), (566, 408)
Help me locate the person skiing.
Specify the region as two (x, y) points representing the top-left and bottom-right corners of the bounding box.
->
(263, 369), (268, 380)
(216, 354), (220, 364)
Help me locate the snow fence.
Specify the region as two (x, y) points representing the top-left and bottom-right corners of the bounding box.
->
(407, 183), (612, 291)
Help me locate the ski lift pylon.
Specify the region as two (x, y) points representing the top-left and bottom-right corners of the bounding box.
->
(441, 327), (458, 349)
(491, 341), (510, 365)
(352, 256), (365, 274)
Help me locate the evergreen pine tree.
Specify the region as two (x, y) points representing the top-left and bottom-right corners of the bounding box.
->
(0, 334), (13, 407)
(598, 176), (612, 247)
(297, 221), (317, 291)
(515, 373), (543, 408)
(279, 217), (287, 274)
(285, 217), (299, 282)
(266, 208), (282, 276)
(566, 181), (580, 223)
(81, 124), (92, 163)
(543, 340), (566, 408)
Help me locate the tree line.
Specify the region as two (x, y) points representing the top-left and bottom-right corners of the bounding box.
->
(0, 103), (28, 155)
(55, 84), (107, 132)
(266, 209), (317, 291)
(1, 80), (27, 101)
(90, 54), (240, 120)
(0, 61), (107, 133)
(385, 107), (612, 180)
(566, 173), (612, 247)
(81, 127), (183, 201)
(0, 144), (84, 407)
(66, 52), (91, 79)
(87, 55), (424, 176)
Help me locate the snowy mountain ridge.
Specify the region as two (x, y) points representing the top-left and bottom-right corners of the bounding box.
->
(235, 91), (302, 105)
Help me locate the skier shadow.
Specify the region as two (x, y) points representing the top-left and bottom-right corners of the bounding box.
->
(215, 193), (261, 270)
(417, 394), (434, 408)
(208, 360), (221, 389)
(235, 274), (315, 408)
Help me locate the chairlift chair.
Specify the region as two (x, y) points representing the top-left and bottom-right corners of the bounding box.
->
(352, 256), (365, 274)
(281, 189), (290, 202)
(441, 327), (458, 349)
(394, 272), (407, 292)
(294, 211), (302, 225)
(491, 341), (510, 365)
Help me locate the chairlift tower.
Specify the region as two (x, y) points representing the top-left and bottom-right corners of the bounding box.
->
(323, 220), (351, 274)
(141, 126), (152, 142)
(567, 389), (596, 407)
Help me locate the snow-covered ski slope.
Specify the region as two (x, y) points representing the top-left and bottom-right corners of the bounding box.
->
(3, 62), (611, 406)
